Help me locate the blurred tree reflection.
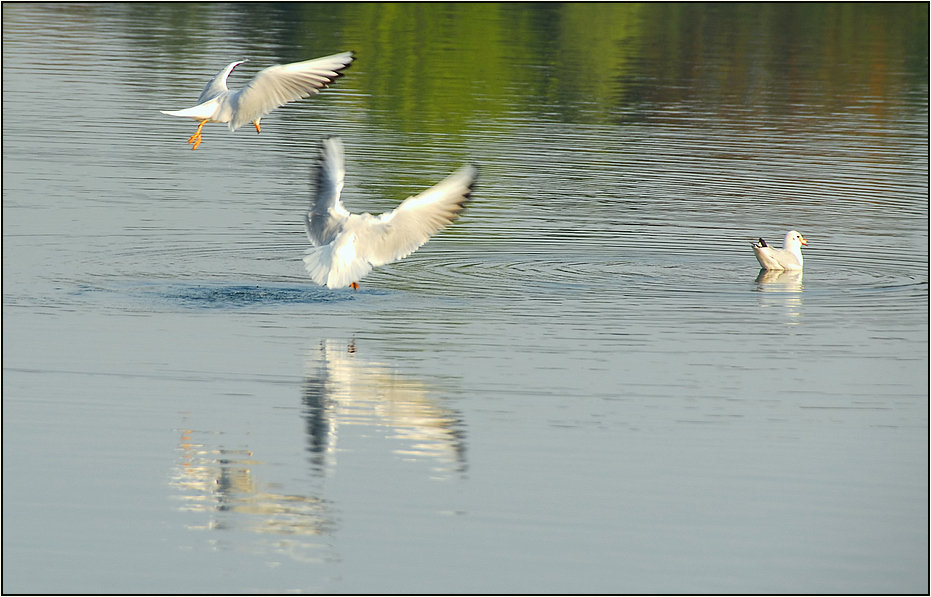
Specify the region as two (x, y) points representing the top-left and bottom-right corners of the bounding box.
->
(35, 2), (925, 128)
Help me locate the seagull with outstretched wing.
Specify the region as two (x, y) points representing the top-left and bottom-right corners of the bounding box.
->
(303, 137), (478, 289)
(161, 51), (354, 149)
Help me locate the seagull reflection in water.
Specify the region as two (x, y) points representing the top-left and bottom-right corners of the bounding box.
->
(302, 340), (467, 476)
(755, 269), (804, 324)
(171, 434), (336, 561)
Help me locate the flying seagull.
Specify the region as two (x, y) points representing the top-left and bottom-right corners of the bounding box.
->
(161, 51), (354, 149)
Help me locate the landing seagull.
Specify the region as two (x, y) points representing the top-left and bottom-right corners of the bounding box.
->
(303, 137), (478, 289)
(752, 230), (808, 270)
(161, 51), (354, 150)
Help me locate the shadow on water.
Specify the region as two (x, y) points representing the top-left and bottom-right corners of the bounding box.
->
(81, 281), (378, 310)
(165, 283), (354, 309)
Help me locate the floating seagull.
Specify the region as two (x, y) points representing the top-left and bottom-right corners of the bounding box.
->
(752, 230), (808, 270)
(303, 137), (478, 289)
(161, 51), (354, 150)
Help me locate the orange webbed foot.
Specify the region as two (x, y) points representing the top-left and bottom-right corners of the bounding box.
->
(350, 282), (359, 290)
(187, 121), (207, 150)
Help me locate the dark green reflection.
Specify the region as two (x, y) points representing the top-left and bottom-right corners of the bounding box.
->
(34, 2), (927, 127)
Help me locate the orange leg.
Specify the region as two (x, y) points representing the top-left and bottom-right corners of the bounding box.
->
(187, 120), (207, 150)
(350, 282), (359, 290)
(253, 121), (261, 134)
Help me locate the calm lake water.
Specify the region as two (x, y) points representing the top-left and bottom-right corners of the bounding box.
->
(3, 3), (928, 593)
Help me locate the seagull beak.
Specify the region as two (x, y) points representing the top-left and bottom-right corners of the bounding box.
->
(799, 236), (808, 246)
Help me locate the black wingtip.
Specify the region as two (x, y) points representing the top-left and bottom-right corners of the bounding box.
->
(466, 163), (480, 195)
(468, 163), (480, 184)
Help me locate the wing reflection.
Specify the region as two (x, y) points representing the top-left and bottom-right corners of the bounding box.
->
(302, 340), (467, 476)
(755, 269), (804, 323)
(171, 428), (335, 544)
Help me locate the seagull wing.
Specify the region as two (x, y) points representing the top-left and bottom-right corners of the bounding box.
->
(753, 244), (802, 270)
(352, 164), (478, 267)
(305, 136), (350, 246)
(771, 248), (803, 269)
(196, 60), (246, 104)
(226, 51), (354, 131)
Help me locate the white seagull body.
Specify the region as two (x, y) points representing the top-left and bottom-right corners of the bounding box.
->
(161, 51), (354, 149)
(303, 137), (478, 289)
(752, 230), (808, 270)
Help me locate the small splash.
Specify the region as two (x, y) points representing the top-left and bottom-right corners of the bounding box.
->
(171, 284), (344, 308)
(127, 281), (357, 309)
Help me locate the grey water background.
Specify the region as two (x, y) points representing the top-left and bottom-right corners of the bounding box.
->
(2, 3), (928, 593)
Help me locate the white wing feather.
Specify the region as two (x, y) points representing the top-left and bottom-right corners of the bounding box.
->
(196, 60), (246, 104)
(352, 165), (477, 266)
(227, 52), (354, 130)
(305, 136), (349, 246)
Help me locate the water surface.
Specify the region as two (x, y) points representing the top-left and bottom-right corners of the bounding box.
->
(3, 3), (928, 594)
